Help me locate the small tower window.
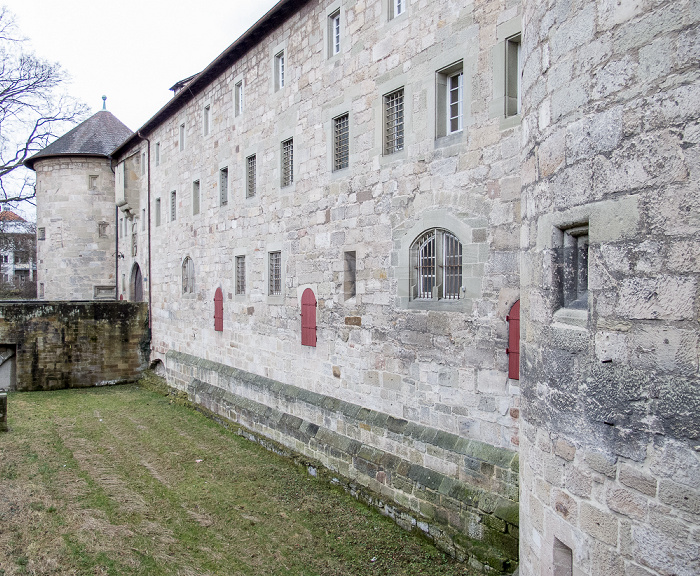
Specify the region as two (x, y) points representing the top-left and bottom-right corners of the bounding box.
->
(182, 256), (195, 294)
(214, 287), (223, 331)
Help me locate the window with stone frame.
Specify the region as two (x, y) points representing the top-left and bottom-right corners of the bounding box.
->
(389, 0), (406, 19)
(182, 256), (195, 294)
(155, 198), (161, 226)
(268, 251), (282, 296)
(436, 62), (464, 138)
(410, 228), (463, 301)
(384, 88), (404, 155)
(505, 34), (521, 117)
(192, 180), (200, 215)
(555, 224), (589, 309)
(246, 155), (256, 198)
(333, 113), (349, 171)
(89, 175), (99, 190)
(235, 255), (245, 295)
(281, 138), (293, 187)
(329, 9), (341, 57)
(275, 51), (285, 91)
(219, 167), (228, 206)
(38, 227), (46, 240)
(203, 105), (211, 136)
(235, 81), (244, 116)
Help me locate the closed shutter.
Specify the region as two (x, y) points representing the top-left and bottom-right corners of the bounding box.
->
(301, 288), (317, 347)
(506, 299), (520, 380)
(214, 287), (223, 332)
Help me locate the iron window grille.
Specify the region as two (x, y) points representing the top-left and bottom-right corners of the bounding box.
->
(411, 229), (463, 300)
(182, 256), (195, 294)
(333, 114), (349, 171)
(220, 167), (228, 206)
(246, 155), (256, 198)
(170, 191), (177, 221)
(235, 256), (246, 295)
(269, 251), (282, 295)
(384, 88), (404, 155)
(281, 139), (293, 187)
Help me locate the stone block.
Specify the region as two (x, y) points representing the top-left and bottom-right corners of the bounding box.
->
(580, 502), (619, 546)
(606, 486), (647, 520)
(619, 465), (657, 497)
(584, 451), (617, 478)
(658, 480), (700, 516)
(553, 438), (576, 461)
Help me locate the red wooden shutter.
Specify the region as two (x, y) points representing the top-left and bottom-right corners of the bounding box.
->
(506, 299), (520, 380)
(214, 287), (223, 332)
(301, 288), (317, 347)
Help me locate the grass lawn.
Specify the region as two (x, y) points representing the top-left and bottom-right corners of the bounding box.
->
(0, 382), (477, 575)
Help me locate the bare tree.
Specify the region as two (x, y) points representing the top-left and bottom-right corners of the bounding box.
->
(0, 6), (88, 205)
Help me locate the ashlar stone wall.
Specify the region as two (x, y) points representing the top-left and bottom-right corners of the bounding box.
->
(519, 0), (700, 574)
(35, 157), (118, 301)
(115, 0), (524, 570)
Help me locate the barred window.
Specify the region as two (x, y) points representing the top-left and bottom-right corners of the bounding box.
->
(410, 229), (462, 301)
(235, 256), (246, 295)
(192, 180), (200, 215)
(182, 256), (195, 294)
(333, 113), (349, 171)
(170, 190), (177, 221)
(384, 88), (404, 155)
(246, 155), (256, 198)
(281, 138), (293, 187)
(269, 251), (282, 296)
(220, 167), (228, 206)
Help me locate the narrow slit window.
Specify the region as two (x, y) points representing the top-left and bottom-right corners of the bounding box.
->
(203, 105), (211, 136)
(192, 180), (200, 215)
(235, 256), (246, 295)
(170, 191), (177, 221)
(179, 123), (186, 151)
(275, 51), (285, 91)
(182, 257), (195, 294)
(505, 34), (521, 117)
(246, 155), (256, 198)
(281, 139), (293, 187)
(155, 198), (161, 227)
(235, 81), (244, 116)
(155, 142), (160, 166)
(333, 114), (349, 171)
(141, 152), (146, 175)
(220, 167), (228, 206)
(344, 251), (356, 300)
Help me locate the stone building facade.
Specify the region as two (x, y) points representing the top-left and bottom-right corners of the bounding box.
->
(27, 0), (700, 574)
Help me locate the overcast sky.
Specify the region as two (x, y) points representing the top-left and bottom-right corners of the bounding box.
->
(4, 0), (279, 218)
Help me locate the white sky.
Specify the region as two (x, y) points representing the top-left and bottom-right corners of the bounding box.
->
(4, 0), (280, 219)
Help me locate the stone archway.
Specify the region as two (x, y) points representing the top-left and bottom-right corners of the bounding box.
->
(130, 263), (143, 302)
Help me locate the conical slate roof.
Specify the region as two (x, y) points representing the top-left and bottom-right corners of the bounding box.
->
(24, 110), (132, 170)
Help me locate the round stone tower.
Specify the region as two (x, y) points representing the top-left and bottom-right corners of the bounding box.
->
(25, 110), (132, 300)
(519, 1), (700, 575)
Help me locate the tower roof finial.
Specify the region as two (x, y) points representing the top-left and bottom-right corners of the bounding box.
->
(102, 95), (107, 110)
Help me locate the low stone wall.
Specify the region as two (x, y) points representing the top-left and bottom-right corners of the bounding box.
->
(0, 301), (150, 391)
(166, 350), (519, 574)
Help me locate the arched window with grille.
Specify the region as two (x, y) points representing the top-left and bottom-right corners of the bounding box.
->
(182, 256), (195, 294)
(410, 228), (463, 301)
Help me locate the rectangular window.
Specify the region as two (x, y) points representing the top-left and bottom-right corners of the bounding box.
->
(505, 34), (521, 117)
(203, 105), (211, 136)
(246, 155), (256, 198)
(344, 251), (356, 300)
(98, 222), (108, 237)
(235, 255), (246, 295)
(155, 198), (161, 226)
(333, 113), (349, 171)
(281, 138), (293, 187)
(155, 142), (160, 166)
(275, 51), (285, 91)
(269, 251), (282, 295)
(220, 167), (228, 206)
(557, 224), (589, 309)
(235, 81), (243, 116)
(170, 191), (177, 221)
(329, 10), (341, 56)
(141, 152), (146, 175)
(179, 123), (186, 151)
(437, 62), (464, 138)
(390, 0), (405, 19)
(39, 283), (44, 298)
(38, 227), (46, 240)
(553, 539), (573, 576)
(88, 175), (99, 190)
(384, 88), (404, 155)
(141, 209), (146, 231)
(192, 180), (200, 215)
